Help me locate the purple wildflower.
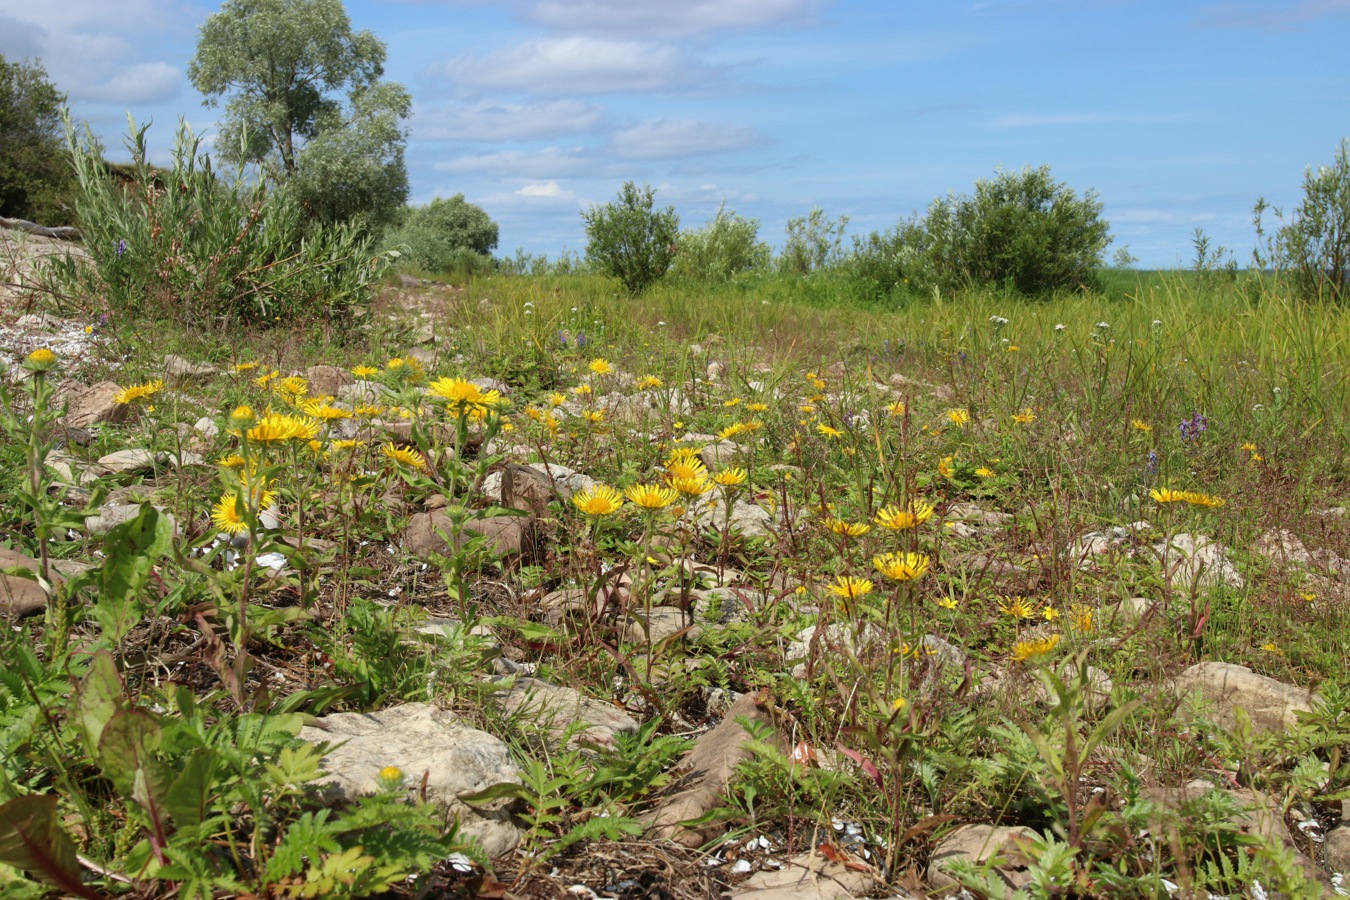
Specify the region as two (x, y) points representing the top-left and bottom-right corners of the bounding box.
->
(115, 239), (127, 258)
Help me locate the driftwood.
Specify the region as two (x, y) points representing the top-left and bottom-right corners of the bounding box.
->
(0, 218), (83, 242)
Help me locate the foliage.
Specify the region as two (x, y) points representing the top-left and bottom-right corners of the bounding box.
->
(582, 181), (679, 295)
(56, 117), (390, 326)
(187, 0), (411, 234)
(779, 207), (850, 275)
(670, 202), (771, 281)
(384, 194), (499, 273)
(0, 54), (75, 225)
(1255, 139), (1350, 302)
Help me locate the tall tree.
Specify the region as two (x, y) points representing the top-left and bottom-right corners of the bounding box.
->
(187, 0), (410, 232)
(0, 54), (75, 225)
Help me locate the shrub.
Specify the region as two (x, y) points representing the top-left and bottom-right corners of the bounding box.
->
(582, 181), (679, 295)
(58, 117), (389, 327)
(0, 54), (76, 225)
(779, 208), (849, 275)
(1257, 139), (1350, 302)
(384, 194), (498, 273)
(671, 202), (770, 281)
(924, 165), (1110, 295)
(841, 215), (930, 302)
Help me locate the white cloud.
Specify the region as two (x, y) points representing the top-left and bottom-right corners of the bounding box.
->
(77, 62), (182, 104)
(516, 180), (575, 200)
(441, 36), (725, 94)
(610, 119), (766, 159)
(412, 99), (604, 141)
(434, 146), (621, 178)
(523, 0), (822, 36)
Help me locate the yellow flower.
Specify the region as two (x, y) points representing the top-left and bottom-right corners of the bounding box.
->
(1240, 442), (1257, 452)
(826, 575), (874, 601)
(747, 402), (768, 413)
(354, 404), (385, 418)
(875, 501), (935, 530)
(1182, 491), (1225, 508)
(799, 404), (816, 414)
(719, 422), (749, 440)
(254, 370), (278, 388)
(826, 518), (871, 537)
(352, 365), (380, 378)
(1069, 603), (1094, 633)
(947, 408), (970, 427)
(891, 696), (909, 713)
(228, 405), (257, 430)
(816, 423), (844, 439)
(582, 410), (604, 423)
(572, 384), (593, 396)
(637, 375), (664, 390)
(573, 484), (623, 517)
(1007, 344), (1019, 352)
(1260, 642), (1283, 656)
(302, 400), (352, 421)
(665, 457), (708, 482)
(232, 361), (258, 372)
(669, 475), (713, 496)
(24, 348), (58, 371)
(588, 358), (613, 375)
(625, 483), (678, 509)
(114, 379), (164, 405)
(1043, 607), (1061, 621)
(1011, 634), (1061, 663)
(278, 376), (309, 398)
(998, 596), (1037, 620)
(218, 454), (247, 469)
(549, 392), (567, 407)
(331, 439), (365, 451)
(872, 551), (931, 582)
(381, 442), (426, 469)
(1131, 419), (1153, 433)
(1012, 408), (1036, 424)
(975, 466), (994, 478)
(385, 356), (425, 383)
(1150, 488), (1183, 503)
(211, 493), (248, 535)
(723, 398), (742, 408)
(713, 467), (747, 487)
(938, 456), (955, 479)
(887, 400), (906, 417)
(936, 596), (958, 609)
(428, 377), (502, 411)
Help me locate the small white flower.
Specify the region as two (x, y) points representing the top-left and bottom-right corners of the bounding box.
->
(657, 320), (666, 326)
(1152, 319), (1163, 326)
(1055, 323), (1066, 332)
(1095, 321), (1110, 329)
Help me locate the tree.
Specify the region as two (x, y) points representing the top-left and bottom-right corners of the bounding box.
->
(672, 202), (770, 281)
(1257, 139), (1350, 302)
(385, 194), (499, 272)
(187, 0), (411, 232)
(582, 182), (679, 295)
(0, 54), (76, 224)
(779, 208), (849, 275)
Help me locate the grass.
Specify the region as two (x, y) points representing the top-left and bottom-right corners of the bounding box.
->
(2, 267), (1349, 898)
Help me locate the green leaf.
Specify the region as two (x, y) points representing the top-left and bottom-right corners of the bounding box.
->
(97, 708), (163, 791)
(74, 650), (122, 757)
(95, 504), (172, 642)
(459, 781), (533, 806)
(0, 795), (102, 900)
(162, 748), (218, 829)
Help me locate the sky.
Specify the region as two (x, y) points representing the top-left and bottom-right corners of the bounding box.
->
(3, 0), (1349, 269)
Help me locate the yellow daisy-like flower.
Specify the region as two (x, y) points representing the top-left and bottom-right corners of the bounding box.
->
(625, 483), (678, 509)
(254, 370), (279, 388)
(1131, 419), (1153, 433)
(826, 518), (871, 537)
(947, 408), (970, 427)
(381, 442), (426, 469)
(637, 375), (664, 390)
(1011, 634), (1061, 663)
(385, 356), (425, 383)
(719, 422), (749, 440)
(25, 348), (58, 371)
(723, 398), (742, 408)
(1240, 441), (1257, 452)
(1012, 408), (1036, 425)
(549, 392), (567, 407)
(211, 493), (248, 535)
(232, 361), (258, 372)
(747, 402), (768, 413)
(666, 446), (702, 464)
(573, 484), (624, 517)
(428, 377), (502, 411)
(665, 457), (708, 482)
(572, 384), (593, 397)
(278, 376), (309, 398)
(377, 766), (405, 788)
(114, 379), (165, 405)
(975, 466), (994, 478)
(713, 467), (747, 487)
(886, 400), (906, 417)
(228, 405), (257, 430)
(936, 596), (958, 609)
(588, 358), (613, 375)
(1149, 488), (1185, 504)
(352, 365), (380, 378)
(799, 404), (816, 414)
(874, 501), (935, 531)
(1043, 607), (1061, 621)
(217, 454), (247, 469)
(331, 439), (366, 451)
(354, 404), (385, 418)
(816, 423), (844, 439)
(303, 400), (352, 421)
(1070, 603), (1094, 633)
(998, 596), (1037, 620)
(938, 456), (955, 479)
(239, 415), (292, 443)
(891, 696), (908, 713)
(826, 575), (873, 601)
(1182, 491), (1225, 508)
(872, 551), (931, 582)
(669, 475), (713, 496)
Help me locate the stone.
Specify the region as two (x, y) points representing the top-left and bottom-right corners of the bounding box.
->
(336, 380), (394, 403)
(677, 432), (743, 467)
(928, 824), (1038, 897)
(492, 677), (638, 752)
(404, 511), (533, 560)
(0, 548), (59, 618)
(1150, 781), (1295, 848)
(1153, 532), (1244, 590)
(945, 502), (1014, 526)
(726, 848), (879, 899)
(1327, 825), (1350, 875)
(57, 381), (130, 429)
(623, 606), (698, 644)
(97, 449), (169, 474)
(1103, 597), (1152, 628)
(694, 499), (774, 539)
(1174, 661), (1319, 735)
(298, 703), (521, 857)
(163, 354), (219, 380)
(193, 416), (219, 439)
(85, 503), (180, 538)
(644, 691), (775, 847)
(305, 364), (354, 397)
(946, 551), (1036, 593)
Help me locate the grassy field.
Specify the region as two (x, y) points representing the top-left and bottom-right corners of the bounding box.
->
(2, 268), (1349, 898)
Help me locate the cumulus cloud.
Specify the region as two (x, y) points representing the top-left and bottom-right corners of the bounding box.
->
(610, 119), (766, 159)
(412, 99), (604, 141)
(441, 36), (725, 94)
(516, 180), (576, 200)
(433, 146), (625, 179)
(77, 62), (182, 104)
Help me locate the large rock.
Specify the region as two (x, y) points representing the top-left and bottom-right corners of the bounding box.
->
(694, 499), (774, 539)
(928, 824), (1038, 897)
(1327, 825), (1350, 875)
(57, 381), (130, 429)
(0, 548), (59, 618)
(305, 364), (353, 397)
(727, 848), (879, 899)
(1153, 532), (1244, 590)
(404, 510), (533, 560)
(492, 677), (638, 751)
(298, 703), (522, 857)
(1174, 662), (1318, 734)
(97, 449), (169, 475)
(163, 354), (219, 380)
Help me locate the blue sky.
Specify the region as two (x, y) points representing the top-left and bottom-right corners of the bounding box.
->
(3, 0), (1348, 268)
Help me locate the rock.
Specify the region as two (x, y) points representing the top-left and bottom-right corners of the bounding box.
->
(928, 824), (1038, 897)
(57, 381), (130, 429)
(945, 502), (1014, 526)
(1151, 781), (1295, 848)
(336, 380), (393, 403)
(85, 503), (144, 535)
(500, 463), (563, 518)
(398, 273), (420, 288)
(305, 364), (353, 397)
(1103, 597), (1152, 628)
(921, 634), (968, 678)
(644, 691), (774, 847)
(163, 354), (219, 380)
(706, 361), (724, 382)
(1174, 661), (1319, 734)
(946, 551), (1036, 593)
(677, 432), (743, 467)
(1153, 532), (1244, 590)
(471, 377), (510, 397)
(1327, 825), (1350, 875)
(694, 498), (774, 539)
(492, 677), (638, 752)
(0, 548), (60, 618)
(404, 511), (533, 561)
(298, 703), (521, 857)
(623, 606), (697, 644)
(193, 416), (219, 439)
(1069, 526), (1131, 560)
(97, 449), (169, 475)
(727, 848), (879, 899)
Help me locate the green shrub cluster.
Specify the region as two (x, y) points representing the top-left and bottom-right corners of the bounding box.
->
(383, 193), (498, 275)
(58, 118), (389, 327)
(0, 54), (76, 225)
(582, 181), (679, 295)
(670, 202), (771, 282)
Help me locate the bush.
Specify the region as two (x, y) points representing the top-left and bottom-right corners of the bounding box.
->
(582, 181), (679, 295)
(924, 165), (1110, 295)
(58, 117), (389, 327)
(841, 216), (930, 302)
(0, 55), (76, 225)
(670, 202), (770, 281)
(1257, 139), (1350, 302)
(384, 194), (498, 273)
(779, 208), (849, 275)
